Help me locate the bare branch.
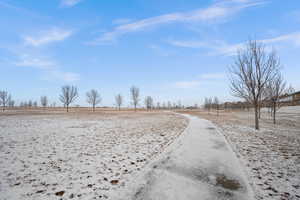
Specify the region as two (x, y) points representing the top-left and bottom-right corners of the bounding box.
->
(86, 89), (101, 112)
(59, 85), (78, 112)
(130, 86), (140, 112)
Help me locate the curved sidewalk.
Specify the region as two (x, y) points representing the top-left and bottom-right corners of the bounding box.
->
(118, 114), (254, 200)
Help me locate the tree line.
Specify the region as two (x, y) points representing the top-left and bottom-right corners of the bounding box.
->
(0, 85), (186, 112)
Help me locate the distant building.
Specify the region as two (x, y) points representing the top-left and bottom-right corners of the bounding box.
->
(279, 91), (300, 105)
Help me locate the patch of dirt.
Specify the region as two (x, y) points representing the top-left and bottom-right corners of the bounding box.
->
(216, 174), (241, 190)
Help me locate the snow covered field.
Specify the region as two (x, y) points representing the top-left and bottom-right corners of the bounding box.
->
(0, 111), (188, 200)
(181, 106), (300, 200)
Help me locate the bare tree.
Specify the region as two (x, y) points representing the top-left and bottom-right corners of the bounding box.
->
(177, 100), (182, 109)
(167, 101), (171, 109)
(204, 97), (209, 111)
(204, 97), (213, 113)
(59, 85), (78, 112)
(265, 72), (286, 124)
(86, 89), (101, 112)
(156, 102), (160, 110)
(115, 94), (123, 111)
(144, 96), (153, 111)
(40, 96), (48, 110)
(28, 100), (33, 107)
(8, 97), (15, 107)
(0, 91), (11, 111)
(213, 97), (220, 116)
(229, 40), (280, 130)
(130, 86), (140, 112)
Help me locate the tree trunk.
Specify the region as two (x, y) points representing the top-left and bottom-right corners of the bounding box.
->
(93, 105), (95, 112)
(254, 104), (259, 130)
(67, 105), (69, 112)
(258, 103), (261, 119)
(273, 102), (276, 124)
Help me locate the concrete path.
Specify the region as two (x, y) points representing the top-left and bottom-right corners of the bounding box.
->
(117, 114), (254, 200)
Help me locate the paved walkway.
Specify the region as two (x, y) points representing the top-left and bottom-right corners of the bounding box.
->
(117, 114), (254, 200)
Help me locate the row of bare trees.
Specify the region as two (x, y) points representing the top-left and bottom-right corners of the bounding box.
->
(204, 97), (220, 115)
(1, 85), (187, 112)
(229, 40), (291, 129)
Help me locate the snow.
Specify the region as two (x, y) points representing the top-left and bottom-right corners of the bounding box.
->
(182, 106), (300, 200)
(0, 112), (187, 200)
(112, 114), (254, 200)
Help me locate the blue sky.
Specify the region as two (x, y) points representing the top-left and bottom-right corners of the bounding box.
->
(0, 0), (299, 107)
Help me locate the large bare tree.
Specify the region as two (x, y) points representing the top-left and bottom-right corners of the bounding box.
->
(0, 90), (11, 111)
(115, 94), (123, 111)
(86, 89), (101, 112)
(144, 96), (153, 111)
(265, 72), (286, 124)
(59, 85), (78, 112)
(229, 40), (280, 130)
(40, 96), (48, 110)
(130, 86), (140, 112)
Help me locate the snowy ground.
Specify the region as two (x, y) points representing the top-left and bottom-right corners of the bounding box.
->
(180, 106), (300, 200)
(113, 114), (254, 200)
(0, 111), (187, 200)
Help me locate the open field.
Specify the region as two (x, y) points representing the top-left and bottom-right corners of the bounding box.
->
(178, 106), (300, 200)
(0, 110), (188, 200)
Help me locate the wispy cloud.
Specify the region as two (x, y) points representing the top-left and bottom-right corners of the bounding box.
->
(89, 0), (265, 45)
(168, 32), (300, 56)
(60, 0), (83, 7)
(14, 54), (55, 69)
(23, 28), (73, 47)
(0, 1), (44, 18)
(173, 72), (225, 89)
(44, 70), (80, 82)
(14, 54), (80, 82)
(174, 80), (201, 89)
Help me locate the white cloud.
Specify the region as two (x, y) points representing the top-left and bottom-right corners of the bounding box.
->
(218, 32), (300, 55)
(260, 32), (300, 45)
(89, 0), (265, 45)
(174, 80), (201, 89)
(46, 70), (80, 82)
(168, 32), (300, 56)
(14, 54), (80, 82)
(172, 72), (227, 89)
(60, 0), (83, 7)
(14, 55), (55, 69)
(24, 28), (72, 47)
